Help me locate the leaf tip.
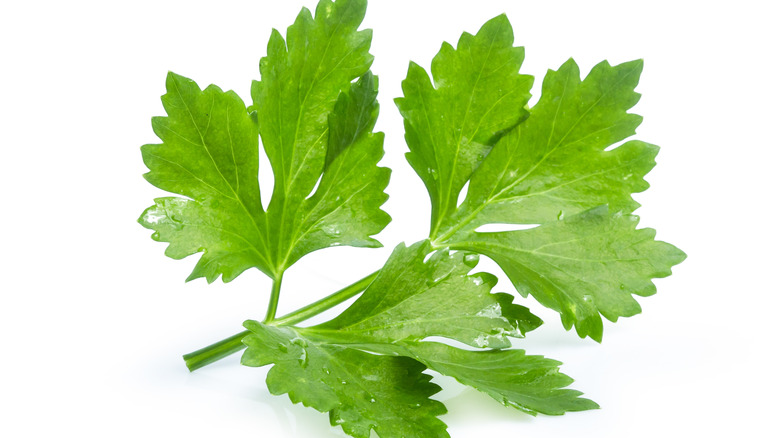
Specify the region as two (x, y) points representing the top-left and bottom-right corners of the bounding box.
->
(627, 57), (644, 71)
(479, 12), (512, 36)
(165, 71), (191, 88)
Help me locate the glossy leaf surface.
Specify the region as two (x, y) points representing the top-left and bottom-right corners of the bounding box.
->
(312, 241), (541, 348)
(403, 342), (600, 415)
(449, 207), (686, 341)
(139, 74), (272, 281)
(253, 0), (388, 272)
(242, 321), (448, 438)
(140, 0), (390, 282)
(396, 14), (533, 236)
(401, 50), (686, 340)
(438, 58), (652, 236)
(287, 240), (594, 417)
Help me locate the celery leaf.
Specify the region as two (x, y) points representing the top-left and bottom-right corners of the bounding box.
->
(139, 0), (390, 282)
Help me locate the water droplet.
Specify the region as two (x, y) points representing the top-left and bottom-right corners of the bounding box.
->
(583, 295), (593, 303)
(298, 350), (308, 368)
(277, 343), (288, 353)
(334, 418), (345, 425)
(426, 273), (448, 287)
(322, 367), (331, 375)
(289, 338), (308, 367)
(557, 211), (565, 221)
(619, 284), (626, 290)
(151, 232), (160, 240)
(341, 380), (348, 385)
(170, 197), (188, 207)
(464, 253), (480, 267)
(623, 173), (634, 180)
(322, 225), (342, 237)
(429, 168), (439, 180)
(410, 403), (422, 409)
(143, 210), (166, 225)
(370, 398), (376, 403)
(476, 303), (502, 318)
(474, 334), (491, 347)
(507, 326), (524, 337)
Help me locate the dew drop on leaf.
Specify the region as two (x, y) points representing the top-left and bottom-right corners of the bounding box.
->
(474, 334), (490, 347)
(298, 349), (308, 368)
(322, 225), (342, 237)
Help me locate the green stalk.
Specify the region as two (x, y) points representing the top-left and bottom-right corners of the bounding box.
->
(183, 330), (250, 372)
(182, 270), (379, 372)
(269, 271), (378, 326)
(263, 274), (284, 323)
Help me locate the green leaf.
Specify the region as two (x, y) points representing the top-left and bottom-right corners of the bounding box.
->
(396, 14), (533, 237)
(410, 50), (686, 340)
(449, 206), (687, 341)
(311, 241), (542, 348)
(437, 58), (653, 237)
(302, 337), (598, 419)
(139, 73), (273, 281)
(403, 342), (599, 416)
(326, 70), (380, 170)
(292, 241), (591, 417)
(285, 72), (391, 267)
(253, 0), (387, 271)
(242, 321), (448, 438)
(140, 0), (391, 282)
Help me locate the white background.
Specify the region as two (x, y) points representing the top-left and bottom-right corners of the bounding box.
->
(1, 0), (778, 436)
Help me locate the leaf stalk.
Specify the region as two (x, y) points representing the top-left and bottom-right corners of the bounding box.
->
(182, 270), (379, 371)
(182, 330), (250, 372)
(263, 274), (284, 323)
(269, 271), (378, 327)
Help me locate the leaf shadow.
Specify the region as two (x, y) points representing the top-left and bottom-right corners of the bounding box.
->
(187, 362), (350, 438)
(433, 375), (534, 427)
